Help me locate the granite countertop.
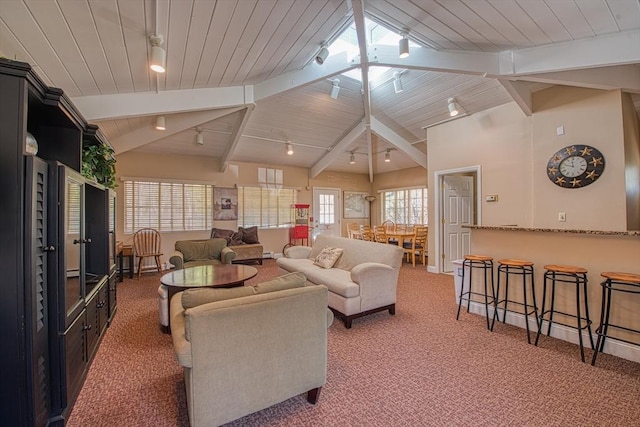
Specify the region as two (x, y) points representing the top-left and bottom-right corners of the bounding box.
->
(463, 225), (640, 237)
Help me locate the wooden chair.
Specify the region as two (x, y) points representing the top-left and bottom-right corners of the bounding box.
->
(133, 228), (163, 278)
(403, 226), (428, 267)
(347, 223), (361, 239)
(360, 225), (373, 241)
(373, 225), (389, 244)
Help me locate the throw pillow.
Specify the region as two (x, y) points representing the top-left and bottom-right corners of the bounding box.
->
(229, 231), (244, 246)
(210, 227), (234, 243)
(254, 272), (306, 294)
(313, 246), (343, 269)
(239, 226), (259, 244)
(182, 286), (255, 309)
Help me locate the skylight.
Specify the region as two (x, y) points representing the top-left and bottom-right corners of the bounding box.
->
(327, 18), (419, 83)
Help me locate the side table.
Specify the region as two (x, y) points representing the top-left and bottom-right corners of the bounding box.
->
(118, 244), (134, 282)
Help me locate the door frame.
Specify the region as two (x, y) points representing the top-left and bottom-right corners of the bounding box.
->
(431, 165), (482, 274)
(312, 186), (341, 240)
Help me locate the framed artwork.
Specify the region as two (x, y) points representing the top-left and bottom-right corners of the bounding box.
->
(214, 187), (238, 220)
(343, 191), (369, 219)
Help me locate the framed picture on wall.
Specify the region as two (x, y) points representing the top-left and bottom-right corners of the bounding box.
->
(214, 187), (238, 220)
(344, 191), (369, 219)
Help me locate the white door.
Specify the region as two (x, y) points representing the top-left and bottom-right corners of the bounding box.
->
(442, 175), (474, 272)
(312, 187), (341, 240)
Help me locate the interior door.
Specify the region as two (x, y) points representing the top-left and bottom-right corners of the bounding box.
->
(442, 175), (474, 272)
(312, 188), (340, 240)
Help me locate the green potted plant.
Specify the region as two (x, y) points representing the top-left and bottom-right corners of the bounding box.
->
(82, 141), (117, 188)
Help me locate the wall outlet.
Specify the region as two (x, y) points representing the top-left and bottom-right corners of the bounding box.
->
(558, 212), (566, 222)
(485, 194), (498, 202)
(556, 125), (565, 136)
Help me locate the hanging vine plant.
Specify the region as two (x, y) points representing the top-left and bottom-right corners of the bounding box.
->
(82, 141), (117, 188)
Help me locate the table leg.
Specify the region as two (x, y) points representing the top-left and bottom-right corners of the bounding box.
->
(118, 253), (124, 282)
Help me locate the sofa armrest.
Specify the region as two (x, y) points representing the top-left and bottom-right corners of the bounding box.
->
(170, 293), (192, 368)
(221, 246), (237, 264)
(169, 251), (184, 270)
(285, 245), (312, 259)
(350, 262), (395, 284)
(350, 262), (398, 309)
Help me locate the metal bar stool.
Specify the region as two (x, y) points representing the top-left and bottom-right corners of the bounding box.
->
(591, 272), (640, 366)
(535, 264), (595, 362)
(456, 255), (495, 330)
(493, 259), (538, 343)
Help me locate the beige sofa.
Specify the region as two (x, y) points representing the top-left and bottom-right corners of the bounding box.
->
(170, 272), (332, 427)
(276, 234), (404, 328)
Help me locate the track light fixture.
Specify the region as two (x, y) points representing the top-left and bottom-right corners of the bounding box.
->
(447, 97), (459, 117)
(399, 32), (409, 59)
(393, 72), (403, 93)
(155, 115), (166, 130)
(349, 152), (356, 164)
(384, 149), (391, 162)
(330, 79), (341, 99)
(195, 129), (204, 146)
(315, 44), (329, 65)
(286, 142), (294, 155)
(149, 34), (166, 73)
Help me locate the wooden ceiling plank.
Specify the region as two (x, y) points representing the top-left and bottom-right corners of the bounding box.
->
(516, 0), (571, 44)
(542, 0), (595, 39)
(464, 0), (534, 48)
(573, 1), (619, 35)
(487, 0), (552, 46)
(606, 0), (640, 32)
(164, 0), (195, 91)
(117, 0), (152, 93)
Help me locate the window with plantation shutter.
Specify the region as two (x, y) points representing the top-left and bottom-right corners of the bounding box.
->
(382, 187), (428, 225)
(124, 180), (213, 233)
(238, 186), (295, 228)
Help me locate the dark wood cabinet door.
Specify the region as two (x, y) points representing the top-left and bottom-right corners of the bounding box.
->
(63, 310), (87, 406)
(108, 270), (117, 323)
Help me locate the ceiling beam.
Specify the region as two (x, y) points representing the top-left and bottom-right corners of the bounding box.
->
(497, 80), (532, 116)
(515, 65), (640, 94)
(71, 86), (254, 121)
(311, 120), (366, 178)
(109, 107), (243, 154)
(370, 116), (427, 169)
(254, 52), (357, 101)
(220, 105), (255, 172)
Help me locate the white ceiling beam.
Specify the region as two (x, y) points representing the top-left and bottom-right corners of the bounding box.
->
(254, 52), (357, 101)
(220, 105), (255, 172)
(499, 29), (640, 75)
(370, 116), (427, 169)
(514, 65), (640, 94)
(498, 80), (532, 116)
(71, 86), (254, 121)
(109, 107), (243, 155)
(366, 128), (373, 183)
(311, 120), (366, 178)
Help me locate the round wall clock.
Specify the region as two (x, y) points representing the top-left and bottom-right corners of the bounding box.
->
(546, 144), (605, 188)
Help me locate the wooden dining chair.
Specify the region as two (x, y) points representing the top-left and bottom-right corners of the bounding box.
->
(360, 225), (373, 241)
(403, 226), (428, 267)
(347, 223), (361, 239)
(133, 228), (163, 278)
(373, 225), (389, 244)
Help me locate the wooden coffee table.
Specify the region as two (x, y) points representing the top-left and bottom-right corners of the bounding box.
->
(161, 264), (258, 319)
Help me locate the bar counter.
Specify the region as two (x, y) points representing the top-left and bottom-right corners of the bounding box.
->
(462, 225), (639, 362)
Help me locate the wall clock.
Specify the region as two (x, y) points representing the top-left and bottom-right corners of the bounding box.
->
(546, 144), (605, 189)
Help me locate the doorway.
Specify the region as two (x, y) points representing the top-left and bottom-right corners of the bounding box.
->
(433, 166), (481, 274)
(312, 187), (341, 240)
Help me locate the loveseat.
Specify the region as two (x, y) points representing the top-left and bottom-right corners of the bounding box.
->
(211, 226), (264, 264)
(170, 272), (333, 427)
(276, 234), (404, 328)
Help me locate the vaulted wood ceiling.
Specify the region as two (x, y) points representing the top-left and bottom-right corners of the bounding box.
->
(1, 0), (638, 179)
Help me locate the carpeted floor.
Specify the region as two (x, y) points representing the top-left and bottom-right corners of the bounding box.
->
(67, 259), (639, 426)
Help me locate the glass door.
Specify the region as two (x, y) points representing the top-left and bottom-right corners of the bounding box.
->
(64, 169), (85, 326)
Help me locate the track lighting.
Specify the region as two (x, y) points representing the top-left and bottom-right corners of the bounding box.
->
(384, 149), (391, 162)
(393, 72), (403, 93)
(330, 79), (340, 99)
(399, 32), (409, 59)
(155, 115), (166, 130)
(149, 34), (166, 73)
(286, 142), (294, 155)
(447, 98), (459, 117)
(315, 44), (329, 65)
(349, 152), (355, 164)
(195, 130), (204, 146)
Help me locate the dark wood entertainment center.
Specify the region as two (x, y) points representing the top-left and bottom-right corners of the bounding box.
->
(0, 59), (117, 426)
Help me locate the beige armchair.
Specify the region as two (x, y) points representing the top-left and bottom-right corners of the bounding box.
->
(168, 238), (236, 270)
(170, 272), (332, 426)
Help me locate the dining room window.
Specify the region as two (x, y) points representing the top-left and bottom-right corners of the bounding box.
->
(381, 187), (428, 225)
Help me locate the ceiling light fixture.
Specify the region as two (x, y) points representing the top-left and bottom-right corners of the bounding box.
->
(393, 72), (403, 93)
(448, 97), (459, 117)
(155, 115), (166, 130)
(149, 34), (166, 73)
(286, 142), (294, 155)
(315, 44), (329, 65)
(330, 79), (341, 99)
(195, 129), (204, 146)
(349, 152), (356, 164)
(399, 32), (410, 59)
(384, 149), (391, 162)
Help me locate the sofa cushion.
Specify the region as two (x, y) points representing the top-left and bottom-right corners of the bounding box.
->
(254, 272), (306, 294)
(229, 231), (244, 246)
(303, 266), (360, 298)
(210, 227), (234, 243)
(182, 286), (255, 309)
(313, 246), (343, 269)
(239, 226), (259, 244)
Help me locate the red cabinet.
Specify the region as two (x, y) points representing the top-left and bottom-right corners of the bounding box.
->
(289, 204), (310, 245)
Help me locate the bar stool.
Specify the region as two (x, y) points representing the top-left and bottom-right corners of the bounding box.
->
(591, 272), (640, 366)
(456, 255), (495, 330)
(535, 264), (594, 362)
(493, 259), (538, 343)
